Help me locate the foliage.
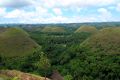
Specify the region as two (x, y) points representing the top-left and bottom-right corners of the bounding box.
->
(1, 25), (120, 80)
(11, 77), (19, 80)
(34, 52), (51, 70)
(64, 75), (73, 80)
(41, 26), (66, 33)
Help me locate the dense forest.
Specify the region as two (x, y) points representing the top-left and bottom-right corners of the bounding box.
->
(0, 22), (120, 80)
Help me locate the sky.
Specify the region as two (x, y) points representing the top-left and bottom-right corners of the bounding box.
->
(0, 0), (120, 23)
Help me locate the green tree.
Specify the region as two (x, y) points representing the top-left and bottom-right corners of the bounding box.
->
(35, 52), (51, 80)
(64, 75), (73, 80)
(11, 77), (19, 80)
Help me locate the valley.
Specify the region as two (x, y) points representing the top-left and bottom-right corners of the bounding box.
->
(0, 22), (120, 80)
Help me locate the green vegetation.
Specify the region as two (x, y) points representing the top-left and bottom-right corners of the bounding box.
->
(41, 26), (66, 33)
(34, 51), (51, 80)
(0, 27), (39, 57)
(75, 25), (98, 33)
(64, 75), (73, 80)
(0, 23), (120, 80)
(81, 27), (120, 54)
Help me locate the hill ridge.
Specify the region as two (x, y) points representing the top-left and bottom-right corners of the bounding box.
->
(0, 27), (40, 57)
(75, 25), (98, 33)
(80, 27), (120, 54)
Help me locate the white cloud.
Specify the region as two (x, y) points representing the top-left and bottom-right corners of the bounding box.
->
(35, 6), (48, 14)
(0, 0), (120, 23)
(34, 6), (54, 18)
(53, 8), (62, 15)
(41, 0), (117, 8)
(70, 16), (98, 23)
(4, 6), (54, 22)
(5, 9), (36, 19)
(25, 15), (98, 23)
(41, 0), (56, 8)
(98, 8), (112, 21)
(98, 8), (111, 15)
(5, 9), (21, 18)
(116, 3), (120, 12)
(0, 0), (34, 8)
(0, 8), (6, 16)
(76, 7), (82, 12)
(4, 5), (51, 18)
(26, 16), (69, 23)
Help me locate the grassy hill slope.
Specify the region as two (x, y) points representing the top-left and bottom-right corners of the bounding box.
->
(0, 70), (50, 80)
(0, 27), (39, 57)
(81, 27), (120, 54)
(75, 25), (98, 33)
(41, 27), (66, 32)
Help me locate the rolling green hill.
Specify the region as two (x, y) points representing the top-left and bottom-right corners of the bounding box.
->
(0, 27), (39, 57)
(41, 26), (66, 32)
(81, 27), (120, 54)
(75, 25), (98, 33)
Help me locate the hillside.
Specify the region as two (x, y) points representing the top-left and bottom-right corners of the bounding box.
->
(0, 70), (50, 80)
(41, 27), (66, 32)
(0, 27), (39, 57)
(75, 25), (98, 33)
(81, 27), (120, 54)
